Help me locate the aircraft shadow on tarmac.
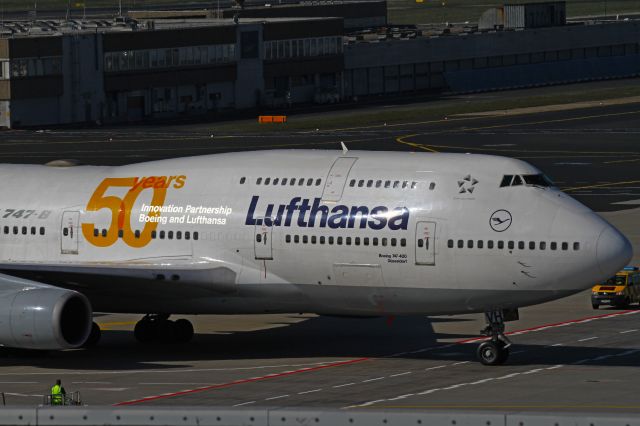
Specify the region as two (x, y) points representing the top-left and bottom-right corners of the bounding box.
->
(1, 315), (637, 370)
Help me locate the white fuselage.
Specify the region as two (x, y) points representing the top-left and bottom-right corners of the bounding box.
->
(0, 150), (632, 316)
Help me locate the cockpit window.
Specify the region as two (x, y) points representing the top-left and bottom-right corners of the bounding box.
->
(522, 174), (554, 187)
(500, 175), (513, 187)
(512, 175), (523, 186)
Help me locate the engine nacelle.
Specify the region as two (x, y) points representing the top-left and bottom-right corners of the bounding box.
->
(0, 274), (92, 350)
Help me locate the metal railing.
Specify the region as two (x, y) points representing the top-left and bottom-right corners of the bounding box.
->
(42, 391), (82, 406)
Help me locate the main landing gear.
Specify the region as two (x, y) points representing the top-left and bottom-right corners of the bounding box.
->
(476, 309), (515, 366)
(134, 314), (194, 344)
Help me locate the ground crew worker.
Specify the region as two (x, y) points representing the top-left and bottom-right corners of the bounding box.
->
(50, 379), (66, 405)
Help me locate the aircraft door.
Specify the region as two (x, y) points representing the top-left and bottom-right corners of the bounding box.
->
(322, 157), (357, 202)
(254, 219), (273, 260)
(61, 211), (80, 255)
(415, 221), (436, 265)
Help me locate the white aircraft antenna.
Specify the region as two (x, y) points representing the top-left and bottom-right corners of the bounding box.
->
(340, 142), (348, 154)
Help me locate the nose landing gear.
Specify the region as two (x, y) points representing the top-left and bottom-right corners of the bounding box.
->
(476, 309), (515, 366)
(134, 314), (194, 344)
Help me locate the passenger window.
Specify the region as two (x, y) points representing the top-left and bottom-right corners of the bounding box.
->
(391, 238), (397, 247)
(346, 237), (352, 245)
(373, 237), (379, 246)
(364, 237), (370, 246)
(467, 240), (474, 249)
(282, 178), (288, 185)
(240, 177), (246, 184)
(529, 241), (535, 250)
(193, 232), (199, 240)
(290, 178), (296, 186)
(3, 226), (7, 234)
(512, 175), (523, 186)
(256, 177), (262, 185)
(303, 235), (308, 244)
(508, 241), (514, 250)
(477, 240), (484, 249)
(498, 241), (504, 249)
(311, 236), (317, 244)
(551, 242), (557, 250)
(307, 178), (313, 186)
(573, 242), (580, 251)
(393, 181), (400, 189)
(298, 179), (304, 186)
(540, 241), (546, 250)
(418, 239), (424, 248)
(355, 237), (361, 246)
(273, 178), (279, 185)
(367, 180), (373, 188)
(176, 231), (182, 240)
(93, 228), (99, 237)
(487, 240), (494, 249)
(518, 241), (524, 250)
(402, 181), (408, 189)
(160, 231), (166, 239)
(561, 242), (568, 251)
(21, 226), (27, 235)
(101, 229), (107, 237)
(118, 229), (124, 238)
(294, 235), (300, 243)
(185, 232), (191, 240)
(411, 182), (417, 189)
(151, 230), (157, 239)
(401, 238), (407, 247)
(329, 236), (334, 244)
(358, 180), (364, 187)
(457, 240), (464, 248)
(375, 180), (382, 188)
(320, 236), (325, 244)
(349, 179), (356, 187)
(256, 234), (262, 243)
(30, 227), (36, 235)
(315, 179), (321, 186)
(382, 238), (388, 246)
(429, 182), (436, 190)
(286, 235), (291, 243)
(135, 230), (141, 239)
(264, 177), (271, 185)
(40, 227), (45, 236)
(168, 231), (174, 239)
(500, 175), (513, 187)
(384, 180), (391, 188)
(337, 236), (343, 245)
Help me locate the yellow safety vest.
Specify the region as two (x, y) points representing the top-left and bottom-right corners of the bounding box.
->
(51, 385), (63, 405)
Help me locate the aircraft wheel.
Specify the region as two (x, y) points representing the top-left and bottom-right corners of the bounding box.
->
(156, 319), (177, 343)
(83, 322), (101, 348)
(477, 341), (509, 366)
(174, 319), (194, 343)
(134, 320), (155, 343)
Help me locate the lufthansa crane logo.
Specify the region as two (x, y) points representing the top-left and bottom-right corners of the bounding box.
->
(490, 209), (512, 232)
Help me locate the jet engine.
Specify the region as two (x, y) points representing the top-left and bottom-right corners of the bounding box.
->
(0, 274), (92, 350)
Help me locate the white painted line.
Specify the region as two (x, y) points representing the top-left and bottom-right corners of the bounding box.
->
(425, 365), (448, 371)
(388, 393), (415, 401)
(443, 383), (467, 390)
(577, 336), (599, 342)
(265, 394), (290, 401)
(615, 349), (640, 357)
(550, 343), (564, 347)
(233, 401), (256, 407)
(333, 382), (356, 388)
(417, 388), (441, 395)
(73, 381), (111, 385)
(0, 381), (40, 384)
(546, 365), (564, 370)
(469, 378), (495, 385)
(522, 369), (544, 375)
(298, 389), (322, 395)
(362, 377), (385, 383)
(452, 361), (469, 366)
(389, 372), (412, 377)
(619, 329), (638, 334)
(496, 373), (521, 380)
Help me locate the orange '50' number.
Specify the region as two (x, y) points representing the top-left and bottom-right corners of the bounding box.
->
(82, 178), (168, 248)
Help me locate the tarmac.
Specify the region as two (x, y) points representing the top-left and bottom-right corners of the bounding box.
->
(0, 91), (639, 412)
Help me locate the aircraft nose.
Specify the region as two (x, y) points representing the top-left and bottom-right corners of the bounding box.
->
(596, 225), (633, 276)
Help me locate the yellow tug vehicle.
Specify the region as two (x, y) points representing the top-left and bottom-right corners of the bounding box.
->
(592, 266), (640, 309)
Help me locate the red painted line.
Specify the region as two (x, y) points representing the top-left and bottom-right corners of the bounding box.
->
(113, 357), (370, 406)
(456, 309), (638, 344)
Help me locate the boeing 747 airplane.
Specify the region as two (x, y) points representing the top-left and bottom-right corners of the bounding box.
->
(0, 150), (632, 365)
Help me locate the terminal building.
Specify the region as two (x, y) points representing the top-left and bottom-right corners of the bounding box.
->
(0, 0), (639, 128)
